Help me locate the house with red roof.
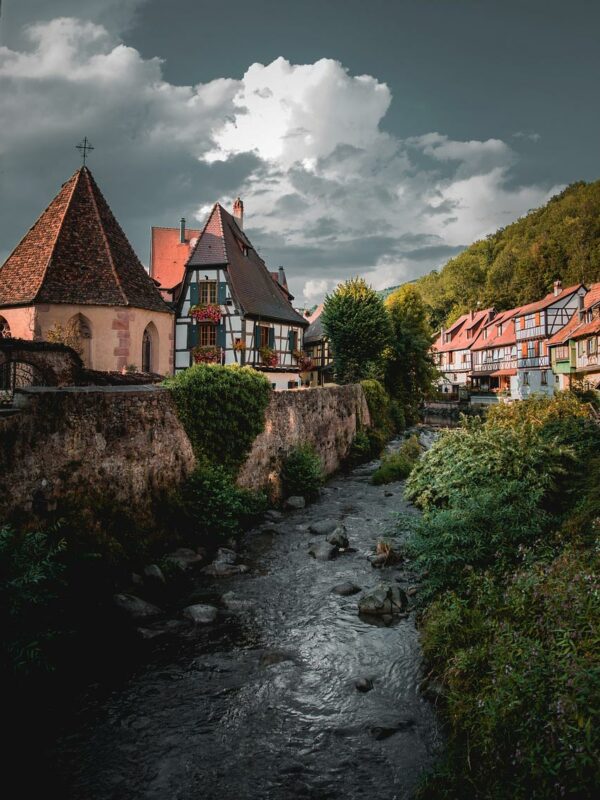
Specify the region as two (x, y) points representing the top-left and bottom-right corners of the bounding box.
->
(470, 307), (521, 395)
(173, 199), (309, 389)
(432, 308), (495, 392)
(548, 282), (600, 390)
(512, 281), (586, 399)
(149, 220), (201, 304)
(0, 167), (173, 375)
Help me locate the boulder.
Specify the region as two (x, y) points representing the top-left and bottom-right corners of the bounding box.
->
(285, 496), (305, 510)
(143, 564), (166, 584)
(355, 678), (374, 693)
(264, 509), (284, 522)
(215, 547), (237, 565)
(113, 593), (162, 620)
(183, 604), (218, 624)
(165, 547), (204, 571)
(308, 542), (337, 561)
(327, 526), (349, 548)
(358, 584), (408, 617)
(309, 519), (339, 535)
(221, 591), (254, 612)
(331, 582), (361, 596)
(203, 562), (249, 577)
(136, 620), (186, 640)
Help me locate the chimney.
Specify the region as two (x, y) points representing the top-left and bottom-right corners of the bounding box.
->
(278, 266), (286, 286)
(179, 218), (186, 244)
(553, 279), (562, 296)
(233, 197), (244, 229)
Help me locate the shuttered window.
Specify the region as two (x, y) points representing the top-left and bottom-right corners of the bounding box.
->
(199, 281), (217, 305)
(199, 325), (216, 347)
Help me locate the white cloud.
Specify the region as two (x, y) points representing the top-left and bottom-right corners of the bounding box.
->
(513, 130), (542, 142)
(0, 15), (558, 306)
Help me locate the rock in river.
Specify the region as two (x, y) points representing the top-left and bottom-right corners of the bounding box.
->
(183, 604), (218, 624)
(327, 526), (349, 548)
(285, 496), (305, 510)
(143, 564), (166, 584)
(113, 594), (162, 620)
(309, 519), (339, 535)
(358, 583), (407, 617)
(308, 542), (337, 561)
(215, 547), (237, 565)
(165, 547), (204, 571)
(331, 582), (361, 596)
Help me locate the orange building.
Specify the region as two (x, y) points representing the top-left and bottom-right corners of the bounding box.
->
(0, 167), (173, 375)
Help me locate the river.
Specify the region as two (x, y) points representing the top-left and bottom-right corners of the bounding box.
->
(51, 432), (441, 799)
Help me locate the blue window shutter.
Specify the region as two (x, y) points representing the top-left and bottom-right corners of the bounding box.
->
(187, 322), (199, 349)
(218, 281), (227, 304)
(217, 321), (226, 348)
(254, 326), (261, 349)
(189, 281), (199, 306)
(268, 327), (275, 348)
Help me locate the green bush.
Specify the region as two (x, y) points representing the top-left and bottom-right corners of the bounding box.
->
(178, 462), (266, 542)
(372, 435), (421, 485)
(360, 379), (394, 435)
(281, 445), (324, 500)
(164, 364), (271, 472)
(346, 429), (373, 468)
(0, 526), (67, 674)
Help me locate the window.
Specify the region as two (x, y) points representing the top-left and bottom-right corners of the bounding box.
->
(587, 337), (597, 356)
(541, 371), (548, 386)
(555, 374), (559, 383)
(199, 281), (217, 305)
(142, 323), (158, 373)
(523, 372), (529, 386)
(577, 340), (585, 357)
(0, 316), (11, 338)
(199, 324), (216, 347)
(555, 346), (569, 360)
(497, 323), (503, 335)
(259, 326), (270, 348)
(67, 313), (92, 367)
(289, 329), (298, 352)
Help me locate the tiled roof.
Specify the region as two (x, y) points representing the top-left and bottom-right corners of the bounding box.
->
(187, 203), (308, 326)
(304, 304), (325, 343)
(0, 167), (169, 313)
(548, 283), (600, 344)
(150, 226), (200, 290)
(515, 283), (583, 316)
(471, 307), (521, 351)
(433, 308), (494, 353)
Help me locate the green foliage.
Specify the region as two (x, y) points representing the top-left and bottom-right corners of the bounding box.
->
(384, 285), (437, 423)
(0, 526), (67, 674)
(178, 462), (266, 542)
(414, 180), (600, 326)
(410, 393), (600, 798)
(361, 379), (394, 436)
(372, 435), (421, 485)
(346, 429), (374, 468)
(164, 364), (271, 472)
(281, 445), (324, 500)
(322, 277), (391, 384)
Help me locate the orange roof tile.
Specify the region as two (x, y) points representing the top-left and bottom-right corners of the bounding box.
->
(433, 308), (494, 353)
(548, 283), (600, 345)
(515, 283), (583, 316)
(150, 226), (200, 290)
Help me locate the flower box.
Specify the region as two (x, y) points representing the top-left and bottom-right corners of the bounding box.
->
(190, 304), (221, 324)
(192, 345), (222, 364)
(259, 346), (278, 367)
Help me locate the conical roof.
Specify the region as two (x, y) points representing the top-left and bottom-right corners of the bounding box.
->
(0, 167), (168, 313)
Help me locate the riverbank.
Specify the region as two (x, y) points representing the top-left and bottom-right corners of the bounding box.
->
(35, 431), (441, 800)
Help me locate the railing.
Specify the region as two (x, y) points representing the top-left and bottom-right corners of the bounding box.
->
(440, 364), (470, 372)
(577, 352), (599, 368)
(516, 325), (545, 341)
(472, 358), (517, 372)
(517, 355), (550, 369)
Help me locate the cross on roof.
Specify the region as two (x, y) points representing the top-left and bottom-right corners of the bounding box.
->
(76, 137), (94, 166)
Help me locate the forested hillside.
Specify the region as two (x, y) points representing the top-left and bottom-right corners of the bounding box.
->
(414, 180), (600, 328)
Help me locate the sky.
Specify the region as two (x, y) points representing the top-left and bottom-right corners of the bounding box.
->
(1, 0), (599, 305)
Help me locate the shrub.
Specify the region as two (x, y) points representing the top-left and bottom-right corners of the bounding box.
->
(164, 364), (271, 472)
(346, 429), (374, 468)
(281, 445), (324, 500)
(0, 526), (67, 674)
(372, 435), (421, 485)
(361, 379), (394, 435)
(178, 462), (266, 542)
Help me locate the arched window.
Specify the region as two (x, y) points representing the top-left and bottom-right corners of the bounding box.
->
(67, 313), (93, 367)
(142, 323), (158, 373)
(0, 316), (11, 338)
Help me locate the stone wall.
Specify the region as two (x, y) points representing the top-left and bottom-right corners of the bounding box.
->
(0, 386), (195, 521)
(237, 384), (370, 498)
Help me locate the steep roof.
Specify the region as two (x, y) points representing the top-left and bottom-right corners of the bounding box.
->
(187, 203), (307, 326)
(548, 283), (600, 345)
(515, 283), (583, 316)
(433, 308), (494, 353)
(471, 307), (521, 351)
(0, 167), (169, 313)
(304, 303), (325, 344)
(150, 226), (200, 290)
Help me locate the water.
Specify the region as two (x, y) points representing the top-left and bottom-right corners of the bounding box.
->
(52, 434), (441, 799)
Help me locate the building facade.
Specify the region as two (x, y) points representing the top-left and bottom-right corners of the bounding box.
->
(303, 304), (334, 386)
(470, 308), (520, 394)
(549, 283), (600, 391)
(432, 309), (494, 392)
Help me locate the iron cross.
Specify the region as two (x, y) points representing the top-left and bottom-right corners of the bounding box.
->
(76, 137), (94, 166)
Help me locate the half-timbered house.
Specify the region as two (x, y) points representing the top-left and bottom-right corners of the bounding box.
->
(173, 200), (308, 389)
(511, 281), (586, 399)
(303, 304), (334, 386)
(548, 282), (600, 391)
(469, 307), (520, 394)
(432, 308), (495, 393)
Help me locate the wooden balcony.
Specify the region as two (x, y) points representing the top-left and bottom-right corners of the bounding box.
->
(516, 325), (545, 341)
(472, 358), (517, 373)
(517, 355), (550, 369)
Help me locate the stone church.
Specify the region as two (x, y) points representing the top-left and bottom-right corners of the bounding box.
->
(0, 167), (173, 374)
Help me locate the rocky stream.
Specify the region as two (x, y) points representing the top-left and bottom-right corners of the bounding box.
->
(51, 431), (442, 799)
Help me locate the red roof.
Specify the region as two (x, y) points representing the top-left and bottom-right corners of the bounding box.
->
(471, 307), (521, 351)
(186, 204), (307, 326)
(548, 283), (600, 345)
(490, 368), (517, 377)
(0, 167), (168, 313)
(515, 283), (583, 316)
(150, 226), (200, 290)
(433, 308), (494, 353)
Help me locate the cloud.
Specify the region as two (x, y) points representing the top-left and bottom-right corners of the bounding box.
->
(0, 16), (559, 307)
(513, 130), (542, 142)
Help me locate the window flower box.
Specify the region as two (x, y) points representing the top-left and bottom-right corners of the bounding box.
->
(259, 346), (278, 367)
(293, 350), (314, 372)
(192, 345), (223, 364)
(190, 304), (221, 324)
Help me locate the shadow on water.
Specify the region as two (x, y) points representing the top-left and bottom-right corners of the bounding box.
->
(43, 429), (443, 800)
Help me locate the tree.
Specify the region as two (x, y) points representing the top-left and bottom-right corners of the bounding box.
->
(384, 285), (436, 423)
(322, 277), (391, 384)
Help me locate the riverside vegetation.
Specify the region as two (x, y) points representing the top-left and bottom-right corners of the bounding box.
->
(398, 392), (600, 799)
